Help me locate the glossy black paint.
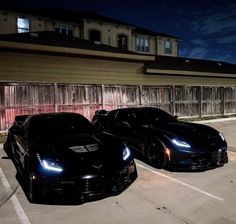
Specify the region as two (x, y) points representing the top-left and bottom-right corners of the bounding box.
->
(4, 112), (137, 203)
(92, 107), (228, 170)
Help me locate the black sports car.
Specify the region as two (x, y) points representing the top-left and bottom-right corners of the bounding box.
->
(92, 107), (228, 170)
(4, 112), (137, 203)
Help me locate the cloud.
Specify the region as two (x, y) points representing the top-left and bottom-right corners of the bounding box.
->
(192, 3), (236, 35)
(179, 48), (188, 57)
(191, 38), (208, 47)
(215, 34), (236, 44)
(189, 47), (209, 59)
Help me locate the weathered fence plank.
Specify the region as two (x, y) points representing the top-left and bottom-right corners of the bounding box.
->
(1, 82), (236, 131)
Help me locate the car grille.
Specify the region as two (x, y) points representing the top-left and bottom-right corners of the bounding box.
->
(57, 166), (131, 194)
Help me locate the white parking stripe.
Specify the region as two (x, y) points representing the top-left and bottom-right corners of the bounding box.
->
(0, 167), (31, 224)
(136, 163), (224, 201)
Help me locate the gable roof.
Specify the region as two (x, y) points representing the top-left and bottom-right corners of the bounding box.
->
(0, 31), (154, 61)
(0, 31), (133, 54)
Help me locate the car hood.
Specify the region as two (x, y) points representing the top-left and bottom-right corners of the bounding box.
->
(152, 121), (224, 149)
(31, 133), (125, 174)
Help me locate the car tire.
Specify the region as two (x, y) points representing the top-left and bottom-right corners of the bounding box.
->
(146, 139), (166, 169)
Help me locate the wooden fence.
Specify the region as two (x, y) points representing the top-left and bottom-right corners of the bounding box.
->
(1, 82), (236, 131)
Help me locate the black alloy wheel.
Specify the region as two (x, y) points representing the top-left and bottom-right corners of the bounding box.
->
(146, 139), (166, 169)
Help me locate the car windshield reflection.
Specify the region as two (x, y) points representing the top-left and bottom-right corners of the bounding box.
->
(133, 108), (177, 127)
(28, 114), (95, 141)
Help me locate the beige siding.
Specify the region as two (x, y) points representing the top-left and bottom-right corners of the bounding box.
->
(30, 17), (46, 32)
(0, 12), (17, 34)
(0, 51), (236, 86)
(83, 19), (133, 50)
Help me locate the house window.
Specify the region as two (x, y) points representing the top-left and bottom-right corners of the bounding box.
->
(89, 30), (101, 42)
(17, 17), (30, 33)
(55, 24), (73, 36)
(135, 36), (149, 52)
(164, 40), (172, 54)
(117, 34), (128, 50)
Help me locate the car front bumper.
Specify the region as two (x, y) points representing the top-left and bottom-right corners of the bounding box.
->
(32, 160), (137, 203)
(167, 147), (228, 171)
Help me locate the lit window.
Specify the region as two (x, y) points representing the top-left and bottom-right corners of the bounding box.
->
(17, 17), (30, 33)
(55, 24), (73, 36)
(164, 40), (172, 54)
(135, 36), (149, 52)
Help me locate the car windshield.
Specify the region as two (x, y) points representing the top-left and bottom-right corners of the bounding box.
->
(132, 108), (177, 126)
(28, 113), (95, 140)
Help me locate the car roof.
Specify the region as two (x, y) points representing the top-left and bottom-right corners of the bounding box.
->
(26, 112), (87, 122)
(109, 107), (160, 113)
(108, 107), (162, 117)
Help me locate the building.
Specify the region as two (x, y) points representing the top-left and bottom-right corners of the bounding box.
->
(0, 8), (236, 131)
(0, 8), (179, 57)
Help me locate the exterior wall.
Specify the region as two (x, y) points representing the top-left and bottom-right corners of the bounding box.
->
(0, 51), (236, 86)
(0, 11), (18, 34)
(83, 19), (133, 50)
(157, 36), (178, 57)
(0, 11), (47, 34)
(0, 11), (178, 56)
(0, 11), (81, 37)
(132, 32), (178, 56)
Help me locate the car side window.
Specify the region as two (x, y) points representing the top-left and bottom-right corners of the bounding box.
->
(116, 111), (136, 127)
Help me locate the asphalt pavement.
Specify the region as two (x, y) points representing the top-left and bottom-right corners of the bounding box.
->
(1, 118), (236, 224)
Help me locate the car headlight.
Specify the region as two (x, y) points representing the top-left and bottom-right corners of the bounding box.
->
(37, 154), (63, 173)
(171, 138), (191, 148)
(219, 133), (225, 141)
(123, 146), (131, 161)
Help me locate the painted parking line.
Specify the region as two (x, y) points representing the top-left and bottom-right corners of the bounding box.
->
(136, 163), (224, 201)
(0, 167), (31, 224)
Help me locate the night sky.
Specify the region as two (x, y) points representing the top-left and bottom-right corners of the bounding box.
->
(2, 0), (236, 64)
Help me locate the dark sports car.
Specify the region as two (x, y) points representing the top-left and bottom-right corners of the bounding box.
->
(3, 112), (137, 203)
(92, 107), (228, 170)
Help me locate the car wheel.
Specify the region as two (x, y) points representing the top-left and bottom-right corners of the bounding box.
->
(146, 139), (166, 169)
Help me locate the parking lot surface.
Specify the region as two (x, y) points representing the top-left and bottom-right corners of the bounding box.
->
(1, 119), (236, 224)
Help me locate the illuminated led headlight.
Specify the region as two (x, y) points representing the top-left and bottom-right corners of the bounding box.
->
(37, 154), (63, 173)
(123, 146), (131, 161)
(219, 133), (225, 141)
(171, 138), (191, 148)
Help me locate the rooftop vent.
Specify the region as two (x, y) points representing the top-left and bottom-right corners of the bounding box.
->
(30, 33), (39, 37)
(94, 41), (101, 45)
